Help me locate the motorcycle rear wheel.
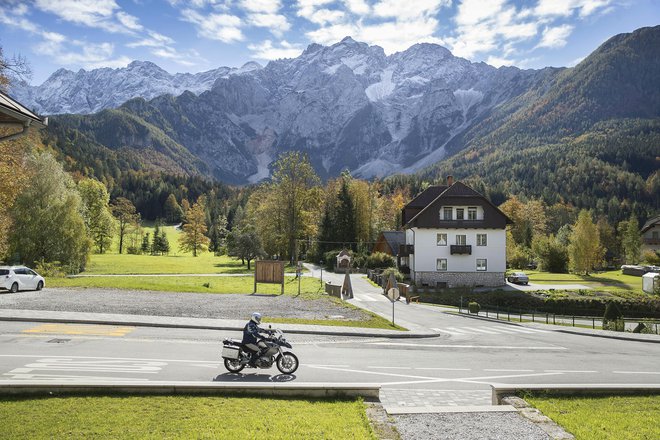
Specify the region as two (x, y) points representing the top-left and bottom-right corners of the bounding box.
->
(276, 352), (299, 374)
(224, 357), (245, 373)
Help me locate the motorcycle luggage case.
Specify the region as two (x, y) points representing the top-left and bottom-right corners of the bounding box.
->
(222, 345), (240, 359)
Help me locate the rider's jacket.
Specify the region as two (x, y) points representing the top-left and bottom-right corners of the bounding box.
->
(242, 320), (264, 345)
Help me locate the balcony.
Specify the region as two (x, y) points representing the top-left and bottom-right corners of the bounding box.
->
(450, 245), (472, 255)
(437, 219), (483, 228)
(398, 244), (414, 256)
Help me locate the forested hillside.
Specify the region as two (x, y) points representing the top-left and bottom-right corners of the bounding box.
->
(417, 26), (660, 224)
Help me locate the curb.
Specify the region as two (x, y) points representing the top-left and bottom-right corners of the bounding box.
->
(0, 315), (438, 339)
(447, 311), (660, 344)
(0, 381), (381, 399)
(491, 384), (660, 405)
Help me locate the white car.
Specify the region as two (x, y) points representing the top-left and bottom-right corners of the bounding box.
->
(507, 272), (529, 285)
(0, 266), (45, 293)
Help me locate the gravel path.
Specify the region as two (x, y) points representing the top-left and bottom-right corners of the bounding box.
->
(394, 413), (550, 440)
(0, 287), (369, 321)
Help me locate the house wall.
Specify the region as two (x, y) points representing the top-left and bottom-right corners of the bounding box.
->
(642, 225), (660, 253)
(408, 227), (506, 287)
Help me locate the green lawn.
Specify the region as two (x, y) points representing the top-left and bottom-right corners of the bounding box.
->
(0, 395), (376, 440)
(84, 252), (250, 275)
(528, 394), (660, 440)
(49, 275), (324, 297)
(524, 270), (642, 293)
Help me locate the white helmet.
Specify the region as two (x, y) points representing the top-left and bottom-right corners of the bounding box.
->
(251, 312), (262, 324)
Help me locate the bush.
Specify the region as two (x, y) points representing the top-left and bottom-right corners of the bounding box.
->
(34, 260), (65, 278)
(126, 246), (140, 255)
(365, 252), (396, 269)
(641, 250), (660, 266)
(381, 267), (404, 283)
(603, 302), (624, 331)
(468, 301), (481, 314)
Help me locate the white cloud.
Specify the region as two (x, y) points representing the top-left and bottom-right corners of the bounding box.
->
(248, 40), (304, 60)
(342, 0), (370, 15)
(486, 55), (515, 67)
(247, 13), (291, 34)
(373, 0), (449, 20)
(534, 0), (613, 19)
(33, 0), (144, 35)
(536, 24), (573, 48)
(181, 9), (244, 42)
(240, 0), (281, 14)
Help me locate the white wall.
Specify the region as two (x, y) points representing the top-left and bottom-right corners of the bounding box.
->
(410, 227), (506, 273)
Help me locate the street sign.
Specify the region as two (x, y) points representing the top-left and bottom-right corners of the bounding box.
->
(387, 287), (400, 302)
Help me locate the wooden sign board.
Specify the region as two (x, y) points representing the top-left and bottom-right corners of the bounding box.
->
(254, 260), (285, 294)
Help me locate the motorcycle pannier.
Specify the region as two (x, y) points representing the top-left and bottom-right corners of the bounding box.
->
(222, 346), (240, 359)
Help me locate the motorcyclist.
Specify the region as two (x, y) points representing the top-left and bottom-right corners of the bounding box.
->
(242, 312), (271, 365)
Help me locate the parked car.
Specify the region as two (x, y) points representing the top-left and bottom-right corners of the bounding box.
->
(0, 266), (45, 293)
(507, 272), (529, 285)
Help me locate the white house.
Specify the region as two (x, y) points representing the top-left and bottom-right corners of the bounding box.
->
(399, 177), (512, 288)
(641, 215), (660, 254)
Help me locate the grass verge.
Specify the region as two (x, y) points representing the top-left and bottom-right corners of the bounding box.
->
(527, 394), (660, 440)
(48, 276), (324, 297)
(0, 395), (376, 440)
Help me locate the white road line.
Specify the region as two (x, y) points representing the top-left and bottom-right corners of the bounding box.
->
(307, 364), (350, 368)
(445, 327), (472, 334)
(500, 327), (550, 334)
(307, 365), (440, 381)
(466, 328), (500, 334)
(544, 370), (597, 373)
(484, 369), (534, 372)
(370, 342), (567, 350)
(415, 367), (472, 371)
(431, 328), (465, 336)
(0, 354), (218, 363)
(368, 366), (402, 369)
(613, 371), (660, 375)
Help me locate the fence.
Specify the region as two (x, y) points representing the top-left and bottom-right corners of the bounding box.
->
(458, 302), (660, 334)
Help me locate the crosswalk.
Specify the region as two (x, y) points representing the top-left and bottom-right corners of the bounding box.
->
(351, 295), (383, 302)
(431, 325), (550, 336)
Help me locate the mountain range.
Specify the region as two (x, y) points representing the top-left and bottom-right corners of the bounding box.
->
(16, 26), (660, 217)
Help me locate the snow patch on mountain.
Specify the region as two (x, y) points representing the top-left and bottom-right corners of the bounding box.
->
(365, 70), (396, 102)
(453, 88), (484, 121)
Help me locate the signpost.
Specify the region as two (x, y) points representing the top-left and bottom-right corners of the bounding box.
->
(296, 261), (302, 295)
(254, 260), (285, 295)
(386, 273), (399, 326)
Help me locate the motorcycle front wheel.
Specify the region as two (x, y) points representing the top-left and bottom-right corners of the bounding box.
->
(276, 352), (299, 374)
(224, 357), (245, 373)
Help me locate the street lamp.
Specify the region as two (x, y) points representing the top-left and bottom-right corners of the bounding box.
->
(319, 259), (324, 284)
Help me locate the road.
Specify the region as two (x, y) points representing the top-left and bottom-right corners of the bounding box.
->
(0, 266), (658, 411)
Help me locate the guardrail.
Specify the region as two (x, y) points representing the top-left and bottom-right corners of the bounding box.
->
(458, 302), (660, 334)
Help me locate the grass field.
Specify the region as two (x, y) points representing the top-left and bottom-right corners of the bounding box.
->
(528, 394), (660, 440)
(525, 270), (643, 293)
(0, 395), (376, 440)
(49, 276), (324, 297)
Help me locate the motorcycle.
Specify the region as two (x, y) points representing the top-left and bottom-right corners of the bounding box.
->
(221, 327), (299, 374)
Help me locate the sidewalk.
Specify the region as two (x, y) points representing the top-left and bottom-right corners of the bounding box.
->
(0, 308), (436, 339)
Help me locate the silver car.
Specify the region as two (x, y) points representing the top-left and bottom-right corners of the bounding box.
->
(0, 266), (45, 293)
(507, 272), (529, 285)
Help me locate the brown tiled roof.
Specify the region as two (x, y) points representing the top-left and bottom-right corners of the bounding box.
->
(641, 215), (660, 233)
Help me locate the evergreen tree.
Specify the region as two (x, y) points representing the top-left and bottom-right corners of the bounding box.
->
(164, 194), (183, 224)
(141, 233), (151, 254)
(160, 228), (170, 255)
(208, 214), (229, 255)
(335, 175), (356, 249)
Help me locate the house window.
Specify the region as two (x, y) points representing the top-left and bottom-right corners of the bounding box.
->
(476, 259), (487, 271)
(456, 235), (466, 245)
(653, 231), (659, 239)
(437, 233), (447, 246)
(477, 234), (487, 246)
(456, 208), (464, 220)
(443, 207), (453, 220)
(400, 257), (408, 266)
(436, 258), (447, 271)
(468, 207), (477, 220)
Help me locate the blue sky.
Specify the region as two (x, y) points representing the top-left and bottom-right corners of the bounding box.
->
(1, 0), (658, 85)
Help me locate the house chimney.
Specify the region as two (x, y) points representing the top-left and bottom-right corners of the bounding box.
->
(447, 175), (454, 186)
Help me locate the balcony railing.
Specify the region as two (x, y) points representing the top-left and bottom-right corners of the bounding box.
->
(450, 245), (472, 255)
(398, 244), (414, 256)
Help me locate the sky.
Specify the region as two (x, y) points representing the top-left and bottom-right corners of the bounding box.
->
(0, 0), (658, 85)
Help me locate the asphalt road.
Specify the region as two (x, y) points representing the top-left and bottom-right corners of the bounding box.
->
(0, 268), (659, 411)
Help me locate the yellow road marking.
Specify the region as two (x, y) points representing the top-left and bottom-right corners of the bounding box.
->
(22, 323), (135, 337)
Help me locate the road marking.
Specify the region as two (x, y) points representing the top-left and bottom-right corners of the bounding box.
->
(307, 365), (441, 381)
(432, 328), (465, 336)
(22, 323), (134, 337)
(308, 364), (350, 368)
(368, 366), (402, 369)
(370, 342), (567, 350)
(464, 327), (500, 334)
(2, 373), (151, 381)
(3, 358), (167, 380)
(544, 370), (597, 373)
(484, 369), (534, 372)
(613, 371), (660, 375)
(379, 372), (564, 387)
(415, 367), (472, 371)
(0, 354), (217, 364)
